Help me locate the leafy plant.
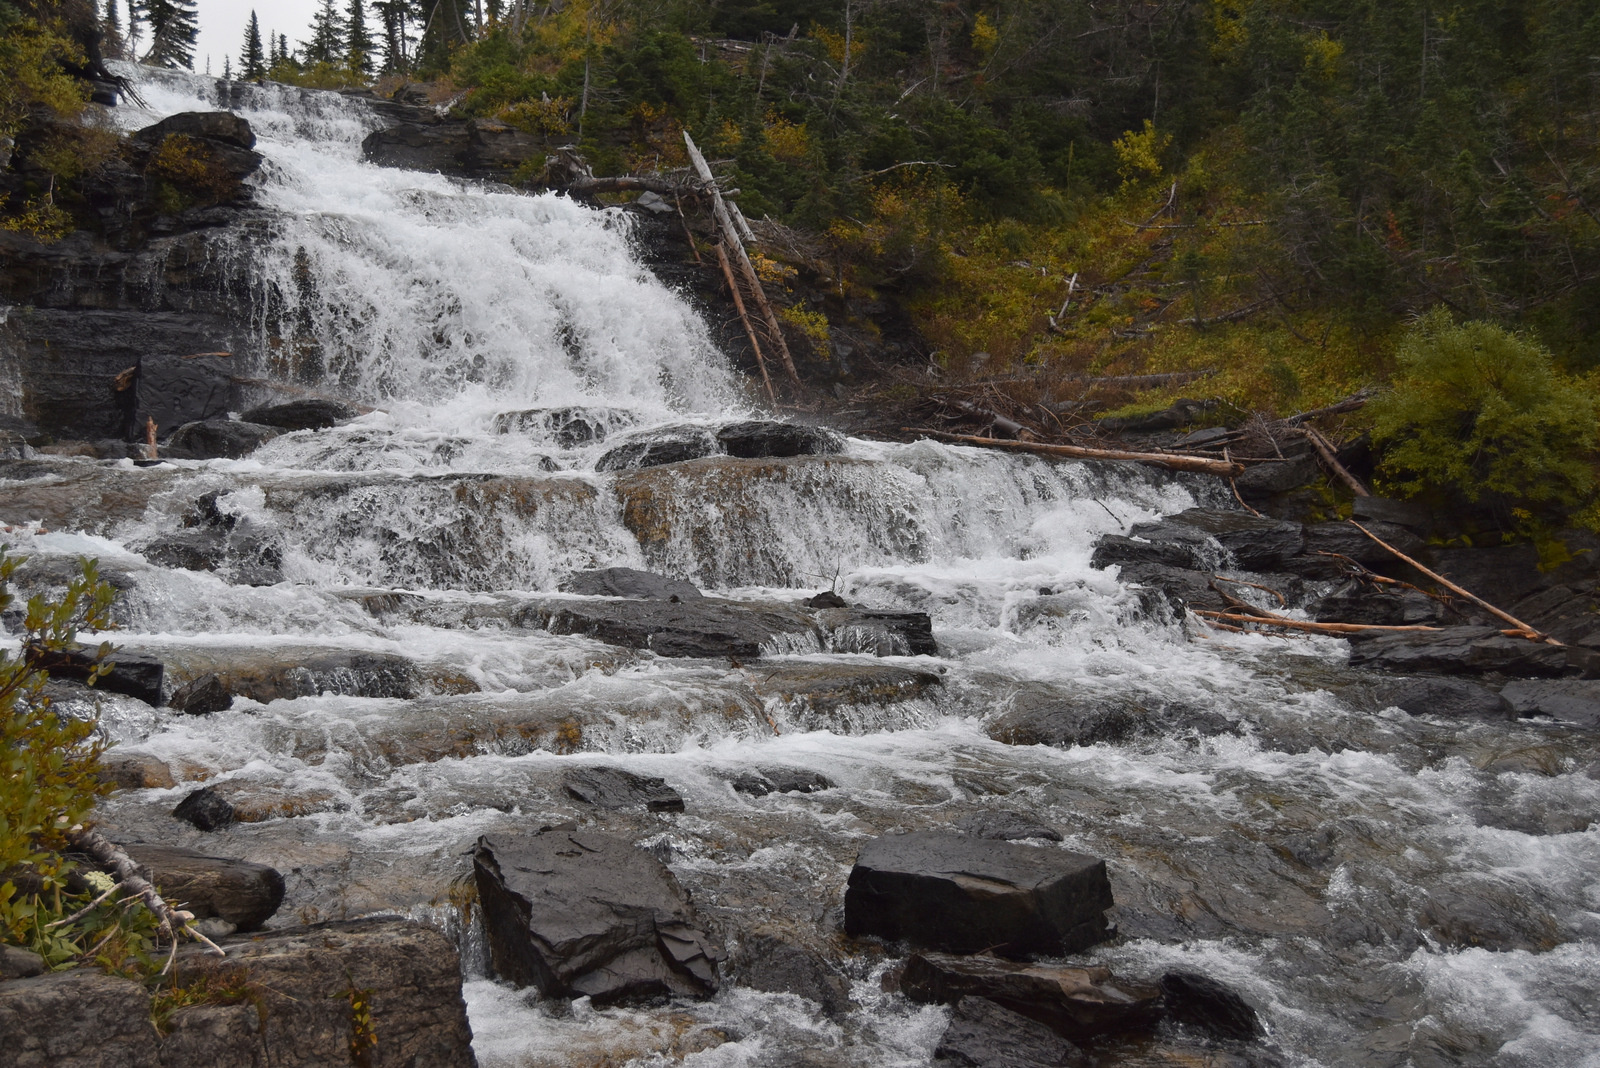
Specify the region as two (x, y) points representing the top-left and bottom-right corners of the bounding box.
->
(1370, 310), (1599, 521)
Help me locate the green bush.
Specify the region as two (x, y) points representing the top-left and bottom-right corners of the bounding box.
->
(1370, 310), (1599, 520)
(1, 549), (158, 971)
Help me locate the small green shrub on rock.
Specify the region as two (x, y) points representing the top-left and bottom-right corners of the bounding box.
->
(1370, 310), (1599, 524)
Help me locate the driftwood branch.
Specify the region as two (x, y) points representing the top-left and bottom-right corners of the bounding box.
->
(67, 828), (226, 968)
(1278, 392), (1371, 427)
(1348, 521), (1559, 643)
(1302, 426), (1369, 496)
(714, 241), (776, 405)
(904, 428), (1245, 477)
(1193, 610), (1441, 635)
(685, 131), (801, 385)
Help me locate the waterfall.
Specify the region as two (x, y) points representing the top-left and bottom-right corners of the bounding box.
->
(7, 65), (1593, 1068)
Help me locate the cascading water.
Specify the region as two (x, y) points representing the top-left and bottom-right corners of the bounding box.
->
(9, 67), (1599, 1067)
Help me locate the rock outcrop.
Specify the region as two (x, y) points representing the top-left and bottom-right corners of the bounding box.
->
(473, 828), (723, 1004)
(844, 832), (1115, 957)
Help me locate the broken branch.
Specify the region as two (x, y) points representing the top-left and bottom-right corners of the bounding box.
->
(904, 428), (1245, 477)
(1193, 610), (1441, 635)
(1302, 426), (1369, 497)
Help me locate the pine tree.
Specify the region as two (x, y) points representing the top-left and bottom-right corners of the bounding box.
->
(303, 0), (345, 66)
(222, 54), (231, 79)
(125, 0), (143, 59)
(143, 0), (199, 70)
(346, 0), (374, 78)
(241, 11), (267, 80)
(101, 0), (125, 60)
(374, 0), (411, 75)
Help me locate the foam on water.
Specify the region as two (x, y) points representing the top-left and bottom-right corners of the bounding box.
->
(26, 64), (1594, 1067)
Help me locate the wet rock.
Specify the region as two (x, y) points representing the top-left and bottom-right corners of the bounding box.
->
(1310, 581), (1441, 626)
(1159, 971), (1262, 1041)
(733, 933), (852, 1017)
(172, 786), (235, 832)
(239, 399), (359, 431)
(493, 405), (636, 447)
(814, 607), (939, 656)
(564, 766), (685, 812)
(1233, 452), (1322, 499)
(527, 595), (817, 658)
(165, 917), (475, 1067)
(1347, 627), (1571, 677)
(1420, 885), (1562, 952)
(933, 995), (1089, 1068)
(596, 426), (719, 471)
(806, 590), (849, 609)
(121, 844), (284, 930)
(1500, 679), (1600, 727)
(0, 945), (44, 979)
(1169, 508), (1306, 572)
(560, 566), (703, 600)
(153, 647), (432, 704)
(361, 120), (469, 171)
(1098, 399), (1219, 434)
(0, 968), (160, 1068)
(1371, 676), (1512, 720)
(731, 767), (834, 796)
(26, 645), (164, 705)
(714, 420), (844, 458)
(1301, 521), (1430, 571)
(1091, 522), (1220, 573)
(904, 953), (1161, 1039)
(1113, 562), (1230, 618)
(135, 353), (244, 442)
(1351, 496), (1432, 531)
(99, 750), (176, 790)
(952, 812), (1063, 842)
(133, 111), (257, 150)
(987, 687), (1230, 748)
(168, 672), (233, 714)
(473, 829), (722, 1003)
(163, 418), (281, 459)
(138, 527), (227, 571)
(844, 832), (1115, 957)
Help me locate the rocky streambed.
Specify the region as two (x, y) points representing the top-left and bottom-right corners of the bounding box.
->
(3, 66), (1600, 1068)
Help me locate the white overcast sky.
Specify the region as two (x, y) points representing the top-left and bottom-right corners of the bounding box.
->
(192, 0), (323, 75)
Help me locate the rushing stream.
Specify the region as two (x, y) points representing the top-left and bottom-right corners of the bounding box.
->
(8, 68), (1600, 1067)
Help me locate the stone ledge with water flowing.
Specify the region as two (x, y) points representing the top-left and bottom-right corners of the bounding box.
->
(3, 63), (1600, 1068)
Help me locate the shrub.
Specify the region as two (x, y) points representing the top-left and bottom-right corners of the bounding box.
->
(1370, 310), (1598, 518)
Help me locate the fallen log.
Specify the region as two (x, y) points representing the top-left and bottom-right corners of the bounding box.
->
(904, 428), (1245, 477)
(1193, 610), (1440, 635)
(1302, 426), (1370, 497)
(68, 827), (226, 971)
(714, 240), (776, 405)
(1348, 521), (1559, 643)
(1278, 391), (1372, 426)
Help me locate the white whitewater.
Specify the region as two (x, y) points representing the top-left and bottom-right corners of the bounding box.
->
(17, 66), (1594, 1067)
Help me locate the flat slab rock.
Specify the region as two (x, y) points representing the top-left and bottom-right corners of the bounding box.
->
(473, 828), (723, 1004)
(564, 765), (685, 812)
(844, 832), (1115, 957)
(1347, 626), (1573, 677)
(0, 919), (473, 1068)
(904, 953), (1161, 1040)
(934, 995), (1088, 1068)
(121, 843), (284, 930)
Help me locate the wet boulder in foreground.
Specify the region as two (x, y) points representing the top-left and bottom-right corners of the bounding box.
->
(240, 398), (360, 430)
(844, 832), (1115, 957)
(902, 953), (1162, 1040)
(564, 765), (685, 812)
(1158, 971), (1262, 1041)
(163, 418), (281, 459)
(715, 420), (844, 458)
(933, 995), (1089, 1068)
(473, 829), (723, 1004)
(25, 645), (163, 705)
(120, 843), (284, 931)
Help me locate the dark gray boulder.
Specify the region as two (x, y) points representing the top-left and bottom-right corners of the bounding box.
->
(138, 528), (227, 572)
(0, 945), (44, 980)
(843, 832), (1115, 957)
(472, 829), (722, 1003)
(903, 953), (1162, 1039)
(1310, 581), (1441, 626)
(1091, 523), (1219, 573)
(1169, 508), (1305, 572)
(595, 426), (719, 471)
(1371, 677), (1512, 720)
(1301, 521), (1430, 570)
(26, 645), (163, 705)
(1351, 495), (1433, 531)
(122, 843), (283, 930)
(133, 111), (256, 150)
(986, 687), (1231, 749)
(163, 418), (281, 459)
(172, 786), (235, 832)
(168, 672), (233, 714)
(730, 767), (833, 796)
(564, 766), (685, 812)
(361, 121), (470, 172)
(136, 353), (242, 440)
(1500, 679), (1600, 726)
(0, 968), (160, 1068)
(560, 567), (703, 601)
(1233, 452), (1321, 499)
(1158, 972), (1261, 1041)
(715, 420), (844, 458)
(240, 399), (359, 431)
(1347, 627), (1571, 677)
(933, 996), (1089, 1068)
(805, 590), (849, 609)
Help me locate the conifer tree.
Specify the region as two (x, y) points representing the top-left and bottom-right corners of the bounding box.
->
(143, 0), (198, 70)
(102, 0), (126, 60)
(240, 11), (267, 80)
(125, 0), (143, 59)
(374, 0), (411, 75)
(222, 54), (231, 79)
(303, 0), (345, 66)
(346, 0), (374, 78)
